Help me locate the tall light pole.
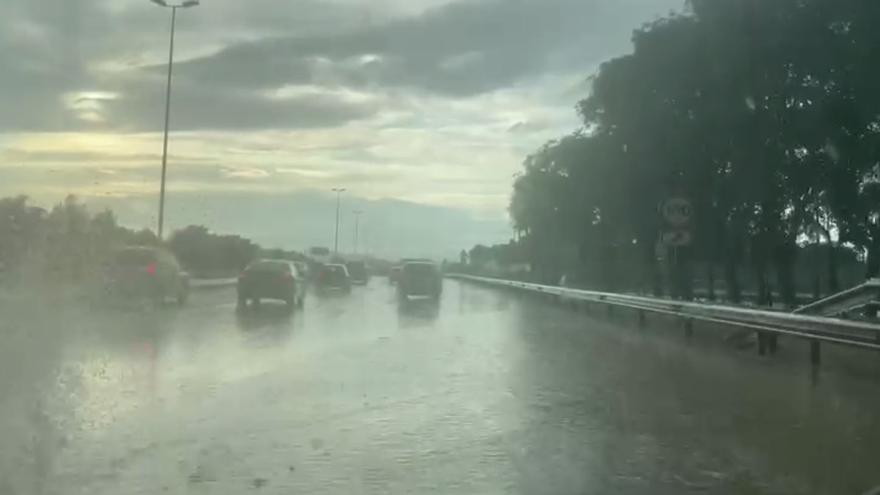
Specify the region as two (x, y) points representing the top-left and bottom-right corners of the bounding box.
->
(150, 0), (200, 239)
(353, 210), (364, 254)
(331, 188), (346, 254)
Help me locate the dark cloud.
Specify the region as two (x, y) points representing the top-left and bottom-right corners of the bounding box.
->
(0, 0), (110, 131)
(0, 0), (383, 132)
(99, 77), (382, 132)
(0, 0), (682, 132)
(171, 0), (683, 97)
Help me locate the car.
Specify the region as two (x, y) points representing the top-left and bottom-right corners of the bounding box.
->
(397, 261), (442, 301)
(346, 260), (369, 285)
(103, 246), (190, 305)
(237, 259), (306, 309)
(316, 263), (352, 293)
(389, 266), (401, 285)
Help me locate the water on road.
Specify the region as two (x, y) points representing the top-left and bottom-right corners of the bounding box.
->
(2, 280), (879, 494)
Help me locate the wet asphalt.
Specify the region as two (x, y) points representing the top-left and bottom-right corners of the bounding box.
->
(1, 279), (879, 494)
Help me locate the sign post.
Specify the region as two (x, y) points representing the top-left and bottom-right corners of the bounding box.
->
(659, 197), (694, 299)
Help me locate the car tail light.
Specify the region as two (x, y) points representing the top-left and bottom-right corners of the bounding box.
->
(238, 271), (248, 280)
(282, 271), (293, 281)
(146, 263), (157, 276)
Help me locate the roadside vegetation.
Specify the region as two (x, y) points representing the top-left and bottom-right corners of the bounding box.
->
(460, 0), (880, 308)
(0, 195), (300, 287)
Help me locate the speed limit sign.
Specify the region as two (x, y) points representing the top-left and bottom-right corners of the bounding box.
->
(661, 198), (693, 227)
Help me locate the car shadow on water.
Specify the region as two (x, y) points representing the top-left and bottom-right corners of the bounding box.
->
(397, 297), (441, 327)
(235, 302), (296, 337)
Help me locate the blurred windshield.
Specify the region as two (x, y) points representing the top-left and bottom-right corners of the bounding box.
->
(4, 1), (880, 494)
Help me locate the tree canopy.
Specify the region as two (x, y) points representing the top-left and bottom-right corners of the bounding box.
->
(507, 0), (880, 305)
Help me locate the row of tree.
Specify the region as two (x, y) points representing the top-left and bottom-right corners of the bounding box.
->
(504, 0), (880, 307)
(0, 195), (290, 285)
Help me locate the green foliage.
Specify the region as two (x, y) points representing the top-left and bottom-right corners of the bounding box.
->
(0, 195), (161, 284)
(506, 0), (880, 303)
(0, 195), (266, 284)
(168, 225), (260, 277)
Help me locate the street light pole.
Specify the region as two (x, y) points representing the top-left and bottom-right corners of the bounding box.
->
(353, 210), (363, 254)
(331, 188), (346, 254)
(151, 0), (199, 239)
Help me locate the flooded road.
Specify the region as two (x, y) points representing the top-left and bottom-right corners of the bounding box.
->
(2, 280), (879, 494)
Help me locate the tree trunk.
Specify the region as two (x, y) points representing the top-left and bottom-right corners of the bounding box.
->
(706, 263), (716, 301)
(827, 245), (839, 294)
(866, 237), (880, 280)
(678, 247), (694, 301)
(646, 240), (663, 297)
(755, 259), (771, 307)
(775, 243), (797, 309)
(723, 257), (742, 304)
(865, 237), (880, 318)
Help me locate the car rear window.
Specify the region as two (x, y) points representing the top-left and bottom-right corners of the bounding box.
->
(248, 261), (290, 273)
(114, 249), (157, 266)
(403, 263), (437, 277)
(326, 265), (346, 275)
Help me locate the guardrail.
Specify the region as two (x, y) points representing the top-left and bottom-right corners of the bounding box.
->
(190, 277), (237, 289)
(450, 274), (880, 368)
(793, 278), (880, 317)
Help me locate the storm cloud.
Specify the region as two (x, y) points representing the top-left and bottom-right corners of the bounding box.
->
(2, 0), (681, 132)
(1, 0), (684, 251)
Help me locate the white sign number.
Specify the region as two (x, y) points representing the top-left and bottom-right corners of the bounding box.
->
(662, 198), (693, 227)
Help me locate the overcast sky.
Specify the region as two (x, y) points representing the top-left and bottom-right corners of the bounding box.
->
(0, 0), (683, 257)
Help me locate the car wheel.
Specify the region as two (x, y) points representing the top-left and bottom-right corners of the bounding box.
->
(177, 288), (189, 306)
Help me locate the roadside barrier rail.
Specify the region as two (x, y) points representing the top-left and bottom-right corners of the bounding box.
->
(450, 274), (880, 367)
(793, 278), (880, 317)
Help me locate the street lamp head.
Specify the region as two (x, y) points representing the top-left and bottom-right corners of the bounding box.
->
(150, 0), (200, 7)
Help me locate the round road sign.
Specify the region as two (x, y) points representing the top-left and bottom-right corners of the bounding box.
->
(662, 198), (693, 227)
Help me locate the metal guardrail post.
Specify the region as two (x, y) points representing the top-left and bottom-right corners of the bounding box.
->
(810, 340), (821, 367)
(638, 310), (646, 328)
(684, 319), (694, 339)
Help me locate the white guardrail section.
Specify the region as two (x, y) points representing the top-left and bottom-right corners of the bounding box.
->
(450, 274), (880, 366)
(189, 278), (237, 289)
(793, 278), (880, 317)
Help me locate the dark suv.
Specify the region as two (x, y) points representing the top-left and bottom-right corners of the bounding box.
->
(397, 262), (442, 301)
(346, 260), (369, 285)
(316, 263), (352, 294)
(104, 246), (190, 305)
(237, 260), (306, 309)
